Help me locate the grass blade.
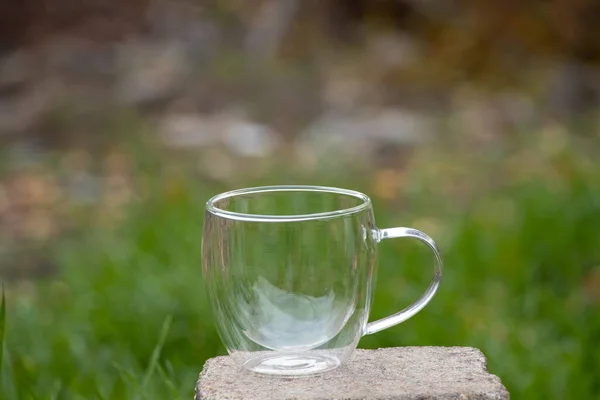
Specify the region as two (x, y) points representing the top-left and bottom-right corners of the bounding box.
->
(112, 362), (141, 393)
(157, 364), (181, 400)
(142, 315), (172, 390)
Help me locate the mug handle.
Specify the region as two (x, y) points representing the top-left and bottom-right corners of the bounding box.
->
(364, 227), (443, 335)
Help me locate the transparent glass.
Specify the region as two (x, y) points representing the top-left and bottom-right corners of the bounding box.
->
(202, 185), (442, 376)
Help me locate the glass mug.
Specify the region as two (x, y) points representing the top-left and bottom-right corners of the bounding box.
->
(202, 185), (442, 376)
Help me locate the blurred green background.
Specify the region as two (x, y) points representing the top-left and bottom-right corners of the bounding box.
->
(1, 1), (600, 399)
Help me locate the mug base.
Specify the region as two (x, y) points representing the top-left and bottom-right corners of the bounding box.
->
(243, 353), (341, 376)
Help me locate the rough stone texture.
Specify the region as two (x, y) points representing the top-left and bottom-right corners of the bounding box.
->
(195, 347), (509, 400)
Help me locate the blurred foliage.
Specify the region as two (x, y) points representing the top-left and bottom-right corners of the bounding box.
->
(1, 121), (599, 399)
(3, 0), (600, 84)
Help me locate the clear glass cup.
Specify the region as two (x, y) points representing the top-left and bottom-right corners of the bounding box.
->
(202, 185), (442, 376)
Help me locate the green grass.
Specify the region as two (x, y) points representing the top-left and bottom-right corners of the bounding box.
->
(1, 129), (600, 399)
(1, 287), (5, 387)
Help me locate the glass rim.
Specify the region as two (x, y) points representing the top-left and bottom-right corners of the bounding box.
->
(206, 185), (372, 222)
